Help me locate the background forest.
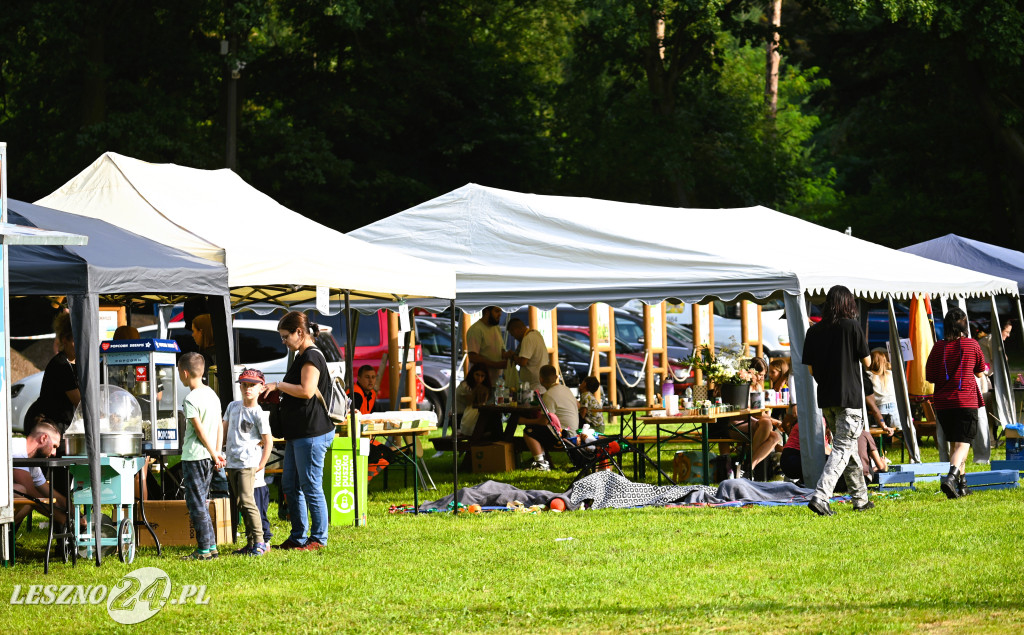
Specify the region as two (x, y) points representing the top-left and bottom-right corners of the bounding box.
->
(2, 0), (1023, 249)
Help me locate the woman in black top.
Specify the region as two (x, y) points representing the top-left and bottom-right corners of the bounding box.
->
(25, 312), (80, 435)
(263, 311), (334, 551)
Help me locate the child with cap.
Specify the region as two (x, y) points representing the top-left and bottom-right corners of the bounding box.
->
(223, 368), (274, 556)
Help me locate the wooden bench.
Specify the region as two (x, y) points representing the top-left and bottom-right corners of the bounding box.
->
(876, 472), (916, 492)
(888, 462), (951, 482)
(990, 460), (1024, 477)
(964, 470), (1019, 491)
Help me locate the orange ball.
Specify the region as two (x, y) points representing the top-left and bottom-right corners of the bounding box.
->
(467, 504), (482, 514)
(549, 498), (566, 511)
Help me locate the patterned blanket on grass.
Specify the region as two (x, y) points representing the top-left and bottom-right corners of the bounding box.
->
(417, 472), (815, 512)
(565, 471), (814, 509)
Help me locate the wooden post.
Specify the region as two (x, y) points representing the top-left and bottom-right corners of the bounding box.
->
(460, 311), (472, 374)
(387, 310), (400, 410)
(405, 317), (417, 410)
(589, 304), (617, 406)
(643, 303), (655, 405)
(756, 303), (764, 359)
(740, 300), (750, 356)
(692, 303), (703, 385)
(549, 308), (559, 369)
(607, 304), (617, 406)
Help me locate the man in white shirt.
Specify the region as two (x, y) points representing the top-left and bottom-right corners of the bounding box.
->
(507, 318), (547, 392)
(518, 365), (579, 471)
(12, 421), (67, 527)
(466, 306), (510, 384)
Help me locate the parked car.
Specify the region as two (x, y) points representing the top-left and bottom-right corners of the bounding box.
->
(864, 303), (944, 351)
(557, 325), (695, 390)
(531, 307), (695, 364)
(555, 333), (651, 406)
(413, 316), (465, 416)
(666, 299), (790, 357)
(9, 319), (346, 433)
(300, 310), (429, 411)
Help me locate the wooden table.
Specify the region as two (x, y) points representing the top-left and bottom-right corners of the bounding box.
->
(361, 425), (437, 513)
(639, 408), (770, 485)
(593, 406), (668, 482)
(477, 404), (544, 443)
(10, 457), (80, 573)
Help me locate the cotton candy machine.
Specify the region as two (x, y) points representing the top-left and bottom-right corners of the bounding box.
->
(64, 385), (146, 456)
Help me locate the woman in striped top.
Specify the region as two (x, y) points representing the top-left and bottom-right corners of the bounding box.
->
(925, 307), (986, 499)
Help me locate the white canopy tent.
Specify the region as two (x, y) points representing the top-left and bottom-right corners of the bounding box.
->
(37, 152), (457, 306)
(36, 152), (458, 527)
(352, 184), (1018, 484)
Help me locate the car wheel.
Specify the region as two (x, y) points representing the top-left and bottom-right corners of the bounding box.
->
(424, 388), (445, 417)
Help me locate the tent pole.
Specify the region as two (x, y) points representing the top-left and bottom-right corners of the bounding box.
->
(70, 294), (103, 565)
(450, 300), (459, 516)
(344, 290), (361, 526)
(991, 295), (1014, 434)
(887, 297), (920, 462)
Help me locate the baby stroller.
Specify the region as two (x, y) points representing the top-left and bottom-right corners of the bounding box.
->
(533, 390), (626, 483)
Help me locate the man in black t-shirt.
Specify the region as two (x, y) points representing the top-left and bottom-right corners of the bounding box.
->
(801, 285), (872, 516)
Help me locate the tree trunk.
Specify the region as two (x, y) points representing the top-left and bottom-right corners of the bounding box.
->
(764, 0), (782, 118)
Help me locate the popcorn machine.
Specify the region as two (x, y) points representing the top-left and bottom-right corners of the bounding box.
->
(100, 338), (180, 451)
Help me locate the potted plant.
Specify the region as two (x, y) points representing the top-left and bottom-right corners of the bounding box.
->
(686, 342), (759, 408)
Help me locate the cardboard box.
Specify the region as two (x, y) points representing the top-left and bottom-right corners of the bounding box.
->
(136, 498), (231, 547)
(472, 442), (515, 473)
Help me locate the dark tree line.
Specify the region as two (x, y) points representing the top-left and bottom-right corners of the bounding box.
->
(2, 1), (1022, 249)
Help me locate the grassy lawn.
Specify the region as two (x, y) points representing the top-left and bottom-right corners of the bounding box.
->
(3, 426), (1023, 633)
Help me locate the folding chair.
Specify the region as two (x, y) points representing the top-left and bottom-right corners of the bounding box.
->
(534, 390), (626, 483)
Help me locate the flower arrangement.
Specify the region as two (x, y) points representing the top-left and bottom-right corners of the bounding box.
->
(687, 343), (758, 386)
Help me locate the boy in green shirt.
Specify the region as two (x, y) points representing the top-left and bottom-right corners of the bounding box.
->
(178, 352), (225, 561)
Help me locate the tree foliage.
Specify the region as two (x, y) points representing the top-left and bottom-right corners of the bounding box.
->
(0, 0), (1021, 250)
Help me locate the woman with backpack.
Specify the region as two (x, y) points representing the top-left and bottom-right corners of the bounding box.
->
(264, 311), (335, 550)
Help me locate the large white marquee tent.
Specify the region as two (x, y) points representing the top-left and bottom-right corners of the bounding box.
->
(352, 184), (1019, 483)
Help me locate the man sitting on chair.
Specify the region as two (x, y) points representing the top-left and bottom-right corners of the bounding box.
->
(518, 365), (579, 472)
(12, 421), (69, 528)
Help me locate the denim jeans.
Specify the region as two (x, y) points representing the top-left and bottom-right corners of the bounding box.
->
(282, 430), (334, 545)
(814, 407), (869, 506)
(182, 459), (216, 550)
(254, 485), (272, 543)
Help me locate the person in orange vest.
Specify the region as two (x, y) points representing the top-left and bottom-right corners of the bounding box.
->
(352, 365), (378, 415)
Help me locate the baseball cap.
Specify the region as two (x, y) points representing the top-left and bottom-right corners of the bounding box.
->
(237, 368), (266, 385)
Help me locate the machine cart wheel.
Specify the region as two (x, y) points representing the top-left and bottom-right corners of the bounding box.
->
(117, 517), (135, 564)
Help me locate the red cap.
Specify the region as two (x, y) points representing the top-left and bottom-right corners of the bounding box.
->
(237, 368), (266, 385)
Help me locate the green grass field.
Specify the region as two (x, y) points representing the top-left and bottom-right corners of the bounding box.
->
(3, 429), (1023, 633)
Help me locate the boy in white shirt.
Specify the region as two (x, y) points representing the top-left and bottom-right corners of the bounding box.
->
(223, 368), (273, 556)
(178, 352), (225, 561)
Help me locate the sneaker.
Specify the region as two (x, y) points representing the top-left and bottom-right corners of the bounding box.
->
(295, 540), (324, 551)
(528, 459), (551, 472)
(181, 549), (218, 561)
(807, 498), (834, 516)
(852, 501), (875, 512)
(273, 537), (306, 550)
(250, 542), (270, 556)
(233, 545), (254, 555)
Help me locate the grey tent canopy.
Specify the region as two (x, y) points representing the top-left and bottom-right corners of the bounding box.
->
(7, 199), (230, 566)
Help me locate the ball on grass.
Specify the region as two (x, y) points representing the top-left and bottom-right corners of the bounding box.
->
(549, 498), (566, 511)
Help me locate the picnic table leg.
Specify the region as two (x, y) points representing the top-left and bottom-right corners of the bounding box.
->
(702, 422), (710, 486)
(656, 425), (662, 485)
